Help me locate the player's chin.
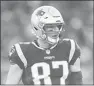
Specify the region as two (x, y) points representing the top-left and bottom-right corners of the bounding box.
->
(47, 37), (58, 45)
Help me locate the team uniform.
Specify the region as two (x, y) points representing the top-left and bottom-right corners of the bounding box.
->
(8, 38), (81, 85)
(7, 6), (82, 85)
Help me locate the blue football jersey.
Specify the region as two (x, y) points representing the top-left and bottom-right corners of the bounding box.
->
(8, 38), (81, 85)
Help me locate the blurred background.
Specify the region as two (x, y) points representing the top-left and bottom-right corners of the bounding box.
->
(1, 1), (93, 84)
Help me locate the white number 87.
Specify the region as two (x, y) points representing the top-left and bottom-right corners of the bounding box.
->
(31, 61), (69, 85)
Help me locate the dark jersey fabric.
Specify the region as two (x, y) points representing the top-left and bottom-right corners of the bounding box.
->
(8, 39), (80, 85)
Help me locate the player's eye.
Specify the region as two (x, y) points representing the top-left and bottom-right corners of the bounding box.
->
(54, 27), (60, 31)
(47, 28), (54, 31)
(44, 28), (53, 32)
(43, 25), (51, 31)
(43, 25), (59, 32)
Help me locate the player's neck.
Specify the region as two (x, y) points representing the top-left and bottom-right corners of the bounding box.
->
(37, 39), (55, 50)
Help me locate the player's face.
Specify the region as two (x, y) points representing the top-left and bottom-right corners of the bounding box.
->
(43, 25), (61, 39)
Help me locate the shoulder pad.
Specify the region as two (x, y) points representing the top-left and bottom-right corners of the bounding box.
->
(8, 43), (27, 69)
(69, 40), (81, 65)
(63, 38), (73, 42)
(68, 39), (75, 62)
(9, 45), (16, 57)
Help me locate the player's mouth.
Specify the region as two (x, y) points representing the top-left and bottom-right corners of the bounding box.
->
(46, 32), (59, 39)
(51, 34), (59, 38)
(47, 36), (59, 44)
(48, 33), (59, 39)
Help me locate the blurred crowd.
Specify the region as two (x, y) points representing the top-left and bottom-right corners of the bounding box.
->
(1, 1), (93, 84)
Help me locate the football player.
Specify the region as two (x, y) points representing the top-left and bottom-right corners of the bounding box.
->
(6, 6), (83, 85)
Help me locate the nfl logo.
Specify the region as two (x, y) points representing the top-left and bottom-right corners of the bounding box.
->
(46, 50), (50, 54)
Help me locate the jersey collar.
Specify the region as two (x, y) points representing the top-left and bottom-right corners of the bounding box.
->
(32, 40), (58, 50)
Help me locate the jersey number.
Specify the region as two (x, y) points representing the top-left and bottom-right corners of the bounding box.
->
(31, 61), (68, 85)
